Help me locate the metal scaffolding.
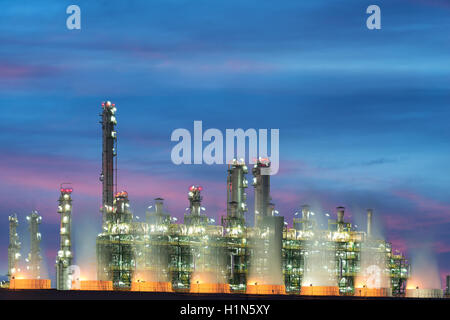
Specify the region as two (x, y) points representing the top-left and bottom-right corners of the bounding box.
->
(26, 211), (42, 279)
(93, 100), (410, 295)
(252, 158), (271, 228)
(100, 100), (117, 226)
(56, 186), (73, 290)
(97, 191), (136, 289)
(8, 214), (21, 281)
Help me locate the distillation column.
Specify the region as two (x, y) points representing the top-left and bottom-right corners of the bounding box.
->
(97, 191), (135, 288)
(252, 159), (271, 228)
(96, 100), (118, 283)
(367, 209), (373, 239)
(100, 100), (117, 226)
(26, 211), (42, 279)
(8, 214), (21, 280)
(56, 187), (73, 290)
(225, 159), (248, 229)
(184, 185), (208, 226)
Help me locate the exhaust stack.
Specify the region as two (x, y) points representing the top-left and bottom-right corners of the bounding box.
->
(301, 205), (310, 220)
(337, 206), (345, 224)
(336, 207), (345, 232)
(367, 209), (373, 239)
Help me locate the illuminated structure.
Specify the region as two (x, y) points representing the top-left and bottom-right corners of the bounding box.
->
(26, 211), (42, 279)
(100, 100), (117, 226)
(7, 211), (51, 289)
(97, 191), (136, 288)
(56, 186), (73, 290)
(8, 214), (21, 280)
(446, 275), (450, 297)
(222, 160), (249, 290)
(93, 100), (410, 295)
(225, 160), (248, 228)
(252, 158), (271, 227)
(184, 185), (208, 226)
(96, 101), (136, 288)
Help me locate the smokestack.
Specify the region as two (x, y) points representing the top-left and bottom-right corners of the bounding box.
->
(336, 206), (345, 224)
(367, 209), (373, 239)
(253, 159), (270, 227)
(155, 198), (164, 215)
(301, 205), (310, 220)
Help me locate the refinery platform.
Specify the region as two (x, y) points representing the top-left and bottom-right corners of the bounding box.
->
(3, 101), (448, 300)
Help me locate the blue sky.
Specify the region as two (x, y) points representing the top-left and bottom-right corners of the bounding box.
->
(0, 0), (449, 285)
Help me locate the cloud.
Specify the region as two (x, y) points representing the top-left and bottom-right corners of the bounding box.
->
(0, 63), (58, 79)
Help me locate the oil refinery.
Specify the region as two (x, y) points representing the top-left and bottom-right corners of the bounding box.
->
(2, 100), (448, 299)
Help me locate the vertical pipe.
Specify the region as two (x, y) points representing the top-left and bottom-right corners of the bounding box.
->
(56, 186), (73, 290)
(226, 160), (248, 224)
(337, 206), (345, 224)
(253, 159), (270, 227)
(301, 205), (310, 220)
(336, 206), (345, 232)
(301, 205), (310, 232)
(367, 209), (373, 239)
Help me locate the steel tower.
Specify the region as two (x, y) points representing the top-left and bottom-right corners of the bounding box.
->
(8, 214), (21, 280)
(224, 159), (248, 230)
(184, 185), (208, 226)
(252, 158), (271, 227)
(56, 186), (73, 290)
(100, 100), (117, 226)
(96, 190), (135, 288)
(26, 211), (42, 279)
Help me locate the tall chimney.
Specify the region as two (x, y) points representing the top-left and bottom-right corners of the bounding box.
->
(336, 206), (345, 224)
(155, 198), (164, 215)
(301, 205), (310, 220)
(367, 209), (373, 238)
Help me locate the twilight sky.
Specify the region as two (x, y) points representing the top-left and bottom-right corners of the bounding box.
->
(0, 0), (449, 286)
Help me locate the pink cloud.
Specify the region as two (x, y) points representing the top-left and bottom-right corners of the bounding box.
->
(0, 152), (229, 223)
(0, 63), (57, 79)
(394, 189), (450, 214)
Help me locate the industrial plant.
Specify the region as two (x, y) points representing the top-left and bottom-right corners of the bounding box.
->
(3, 101), (448, 299)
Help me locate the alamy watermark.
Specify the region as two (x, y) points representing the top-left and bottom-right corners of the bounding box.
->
(66, 5), (380, 31)
(170, 121), (279, 175)
(66, 5), (81, 30)
(366, 5), (381, 30)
